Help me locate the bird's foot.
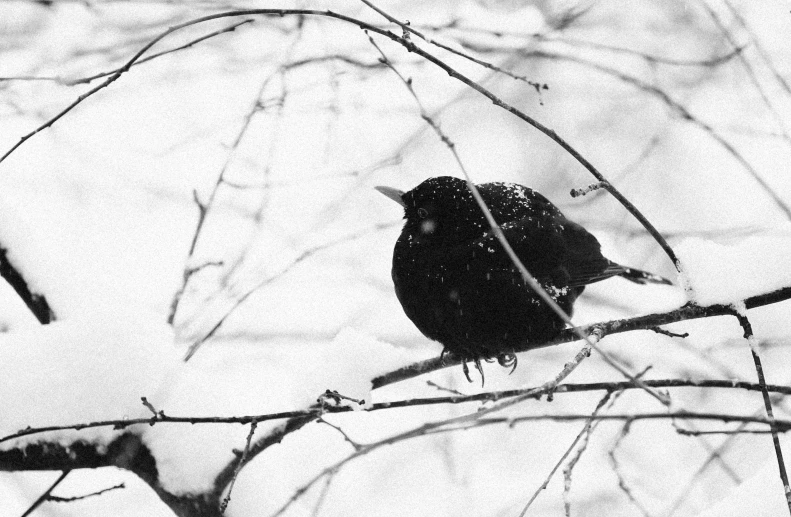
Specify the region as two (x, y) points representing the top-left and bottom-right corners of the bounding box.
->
(460, 354), (516, 385)
(459, 356), (486, 386)
(446, 349), (488, 386)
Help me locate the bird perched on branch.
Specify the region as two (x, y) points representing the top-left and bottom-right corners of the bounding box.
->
(376, 176), (671, 384)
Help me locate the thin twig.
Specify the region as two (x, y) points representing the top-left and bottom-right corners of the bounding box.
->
(732, 304), (791, 513)
(720, 0), (791, 95)
(701, 2), (791, 146)
(410, 21), (742, 68)
(514, 48), (791, 221)
(665, 413), (744, 517)
(20, 470), (70, 517)
(665, 418), (744, 516)
(46, 482), (125, 503)
(0, 9), (382, 166)
(71, 20), (255, 86)
(609, 423), (652, 517)
(649, 326), (689, 339)
(171, 29), (302, 329)
(562, 389), (627, 516)
(540, 34), (744, 67)
(360, 0), (548, 94)
(519, 392), (612, 515)
(182, 220), (398, 360)
(1, 8), (683, 283)
(310, 472), (336, 517)
(220, 419), (258, 513)
(0, 19), (255, 86)
(318, 418), (362, 451)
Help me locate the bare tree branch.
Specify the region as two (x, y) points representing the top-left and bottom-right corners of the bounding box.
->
(373, 286), (791, 388)
(733, 306), (791, 513)
(0, 246), (53, 324)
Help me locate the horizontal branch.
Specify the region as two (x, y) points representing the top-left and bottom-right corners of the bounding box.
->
(3, 377), (790, 447)
(372, 286), (791, 388)
(454, 412), (791, 432)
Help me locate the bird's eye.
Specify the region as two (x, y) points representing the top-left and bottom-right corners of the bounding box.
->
(417, 208), (429, 218)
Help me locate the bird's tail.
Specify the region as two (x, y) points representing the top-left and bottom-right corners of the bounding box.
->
(616, 265), (673, 285)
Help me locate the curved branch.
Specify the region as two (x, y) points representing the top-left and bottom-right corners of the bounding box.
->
(0, 8), (680, 274)
(361, 2), (681, 270)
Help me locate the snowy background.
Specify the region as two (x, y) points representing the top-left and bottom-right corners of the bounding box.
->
(1, 0), (791, 516)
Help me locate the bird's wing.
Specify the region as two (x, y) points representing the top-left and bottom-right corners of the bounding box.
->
(445, 216), (621, 288)
(438, 182), (625, 287)
(551, 219), (626, 286)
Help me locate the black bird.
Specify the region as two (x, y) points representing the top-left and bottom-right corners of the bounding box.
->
(376, 176), (671, 384)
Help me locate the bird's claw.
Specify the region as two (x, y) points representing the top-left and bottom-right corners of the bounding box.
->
(497, 352), (518, 375)
(452, 350), (515, 385)
(460, 357), (486, 386)
(473, 357), (485, 387)
(458, 354), (516, 385)
(461, 360), (473, 383)
(440, 347), (452, 365)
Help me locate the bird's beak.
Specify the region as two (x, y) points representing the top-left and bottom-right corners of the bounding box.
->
(374, 185), (406, 207)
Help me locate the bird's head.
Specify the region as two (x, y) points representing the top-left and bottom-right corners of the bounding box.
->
(375, 176), (486, 243)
